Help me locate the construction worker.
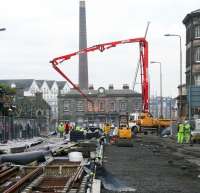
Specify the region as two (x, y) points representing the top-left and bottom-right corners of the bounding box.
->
(112, 125), (118, 143)
(103, 123), (111, 144)
(109, 124), (115, 144)
(177, 122), (184, 144)
(76, 125), (81, 131)
(184, 121), (191, 144)
(64, 121), (70, 135)
(58, 122), (65, 137)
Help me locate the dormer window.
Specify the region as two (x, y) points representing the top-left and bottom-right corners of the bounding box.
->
(194, 47), (200, 62)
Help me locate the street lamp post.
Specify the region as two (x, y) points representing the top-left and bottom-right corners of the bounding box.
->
(0, 28), (6, 31)
(164, 34), (182, 119)
(0, 27), (6, 141)
(150, 61), (163, 118)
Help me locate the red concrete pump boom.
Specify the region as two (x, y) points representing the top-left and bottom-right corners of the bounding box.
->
(50, 37), (149, 112)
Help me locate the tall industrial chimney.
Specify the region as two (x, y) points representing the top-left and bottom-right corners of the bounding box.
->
(79, 0), (88, 90)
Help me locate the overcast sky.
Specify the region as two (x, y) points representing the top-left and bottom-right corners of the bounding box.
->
(0, 0), (199, 97)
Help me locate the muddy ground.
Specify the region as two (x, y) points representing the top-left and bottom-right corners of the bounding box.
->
(99, 135), (200, 193)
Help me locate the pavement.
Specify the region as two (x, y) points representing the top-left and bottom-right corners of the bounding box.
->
(156, 135), (200, 166)
(0, 137), (44, 153)
(100, 134), (200, 193)
(0, 136), (70, 154)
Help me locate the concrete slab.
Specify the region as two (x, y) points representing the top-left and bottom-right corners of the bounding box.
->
(92, 179), (101, 193)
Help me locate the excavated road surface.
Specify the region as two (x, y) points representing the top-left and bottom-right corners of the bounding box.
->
(100, 135), (200, 193)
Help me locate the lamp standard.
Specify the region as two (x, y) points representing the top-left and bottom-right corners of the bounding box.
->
(0, 28), (6, 31)
(164, 34), (182, 118)
(150, 61), (163, 118)
(0, 27), (6, 141)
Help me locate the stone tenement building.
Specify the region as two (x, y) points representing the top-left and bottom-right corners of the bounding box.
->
(0, 79), (69, 127)
(14, 92), (51, 138)
(58, 85), (142, 125)
(0, 91), (51, 141)
(183, 9), (200, 118)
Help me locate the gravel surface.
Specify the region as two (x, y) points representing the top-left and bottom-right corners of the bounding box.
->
(99, 135), (200, 193)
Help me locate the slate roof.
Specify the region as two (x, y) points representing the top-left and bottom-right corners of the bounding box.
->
(0, 79), (34, 90)
(192, 9), (200, 14)
(46, 80), (54, 89)
(61, 88), (141, 97)
(35, 80), (44, 88)
(183, 9), (200, 24)
(16, 95), (51, 111)
(0, 79), (67, 90)
(36, 80), (55, 89)
(27, 96), (51, 109)
(57, 81), (67, 89)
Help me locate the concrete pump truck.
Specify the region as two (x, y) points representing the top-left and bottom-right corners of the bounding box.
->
(50, 37), (172, 141)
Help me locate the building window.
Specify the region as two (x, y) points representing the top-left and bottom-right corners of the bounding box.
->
(76, 100), (85, 112)
(87, 102), (93, 112)
(63, 100), (70, 112)
(120, 102), (127, 111)
(37, 110), (42, 116)
(194, 75), (200, 86)
(110, 102), (115, 112)
(43, 88), (49, 94)
(53, 88), (56, 94)
(194, 25), (200, 38)
(99, 101), (105, 112)
(186, 27), (190, 43)
(194, 47), (200, 63)
(31, 89), (35, 94)
(186, 49), (190, 67)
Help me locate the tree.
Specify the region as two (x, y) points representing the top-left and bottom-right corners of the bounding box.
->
(0, 83), (16, 95)
(0, 83), (16, 116)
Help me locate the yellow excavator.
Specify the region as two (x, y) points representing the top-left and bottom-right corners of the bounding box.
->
(116, 114), (133, 147)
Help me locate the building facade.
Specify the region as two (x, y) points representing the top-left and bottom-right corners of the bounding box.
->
(0, 88), (51, 141)
(13, 92), (51, 138)
(58, 85), (142, 126)
(0, 79), (69, 128)
(177, 84), (188, 119)
(183, 9), (200, 119)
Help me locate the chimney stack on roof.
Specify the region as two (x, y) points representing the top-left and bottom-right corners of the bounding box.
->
(122, 84), (129, 90)
(89, 84), (94, 90)
(108, 84), (114, 90)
